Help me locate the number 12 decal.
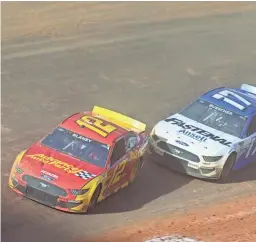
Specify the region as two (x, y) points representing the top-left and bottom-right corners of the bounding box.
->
(245, 137), (256, 158)
(105, 161), (127, 189)
(76, 115), (116, 137)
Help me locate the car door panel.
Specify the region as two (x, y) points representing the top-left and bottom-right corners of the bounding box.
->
(234, 138), (254, 169)
(125, 134), (141, 177)
(102, 137), (129, 197)
(234, 116), (256, 169)
(104, 156), (129, 192)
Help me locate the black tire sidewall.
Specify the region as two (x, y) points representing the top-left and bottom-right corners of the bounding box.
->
(88, 186), (101, 211)
(220, 153), (236, 181)
(130, 158), (143, 184)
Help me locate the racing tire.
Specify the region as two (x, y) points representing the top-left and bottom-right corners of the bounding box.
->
(219, 153), (236, 182)
(87, 185), (101, 213)
(129, 157), (144, 184)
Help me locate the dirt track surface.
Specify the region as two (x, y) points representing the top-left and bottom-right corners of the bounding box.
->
(1, 2), (256, 242)
(87, 194), (256, 242)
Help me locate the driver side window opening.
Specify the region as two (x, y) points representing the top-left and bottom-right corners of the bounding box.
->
(126, 133), (138, 151)
(110, 138), (126, 166)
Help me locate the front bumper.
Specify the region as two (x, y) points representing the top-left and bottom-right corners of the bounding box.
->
(9, 177), (88, 213)
(149, 142), (222, 180)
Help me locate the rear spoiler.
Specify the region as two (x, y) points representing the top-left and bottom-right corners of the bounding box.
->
(92, 106), (146, 133)
(241, 84), (256, 95)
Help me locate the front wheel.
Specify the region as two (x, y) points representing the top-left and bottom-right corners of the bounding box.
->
(219, 154), (236, 182)
(87, 185), (101, 213)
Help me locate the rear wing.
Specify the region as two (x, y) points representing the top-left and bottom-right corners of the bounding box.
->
(92, 106), (146, 133)
(241, 84), (256, 95)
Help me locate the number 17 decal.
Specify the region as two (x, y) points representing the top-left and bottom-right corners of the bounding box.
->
(212, 90), (251, 110)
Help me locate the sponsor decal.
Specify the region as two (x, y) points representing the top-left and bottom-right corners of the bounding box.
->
(41, 170), (58, 179)
(209, 104), (233, 115)
(165, 117), (232, 147)
(74, 170), (97, 180)
(179, 130), (207, 142)
(40, 170), (58, 181)
(72, 132), (112, 150)
(27, 154), (83, 174)
(28, 154), (97, 180)
(39, 182), (49, 188)
(172, 148), (181, 155)
(175, 140), (189, 146)
(72, 133), (92, 143)
(40, 174), (54, 181)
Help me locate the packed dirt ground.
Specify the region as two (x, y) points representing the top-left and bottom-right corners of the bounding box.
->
(2, 2), (256, 41)
(2, 2), (256, 242)
(87, 194), (256, 242)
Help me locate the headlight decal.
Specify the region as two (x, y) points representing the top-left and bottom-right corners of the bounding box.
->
(152, 134), (160, 142)
(70, 188), (89, 196)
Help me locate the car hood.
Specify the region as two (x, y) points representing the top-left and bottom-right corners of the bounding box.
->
(154, 113), (240, 156)
(19, 143), (105, 189)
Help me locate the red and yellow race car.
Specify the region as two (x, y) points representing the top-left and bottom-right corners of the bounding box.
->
(9, 106), (149, 213)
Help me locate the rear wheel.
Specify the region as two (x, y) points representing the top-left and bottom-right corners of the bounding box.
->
(219, 154), (236, 182)
(129, 157), (143, 184)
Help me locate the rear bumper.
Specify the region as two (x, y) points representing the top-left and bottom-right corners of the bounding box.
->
(148, 143), (222, 180)
(9, 178), (88, 213)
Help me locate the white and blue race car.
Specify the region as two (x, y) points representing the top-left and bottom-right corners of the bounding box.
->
(149, 84), (256, 180)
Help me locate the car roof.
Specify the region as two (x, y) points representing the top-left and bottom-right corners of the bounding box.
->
(200, 86), (256, 117)
(59, 112), (128, 145)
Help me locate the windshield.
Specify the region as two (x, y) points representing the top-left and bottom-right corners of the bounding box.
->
(41, 127), (110, 168)
(180, 99), (247, 137)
